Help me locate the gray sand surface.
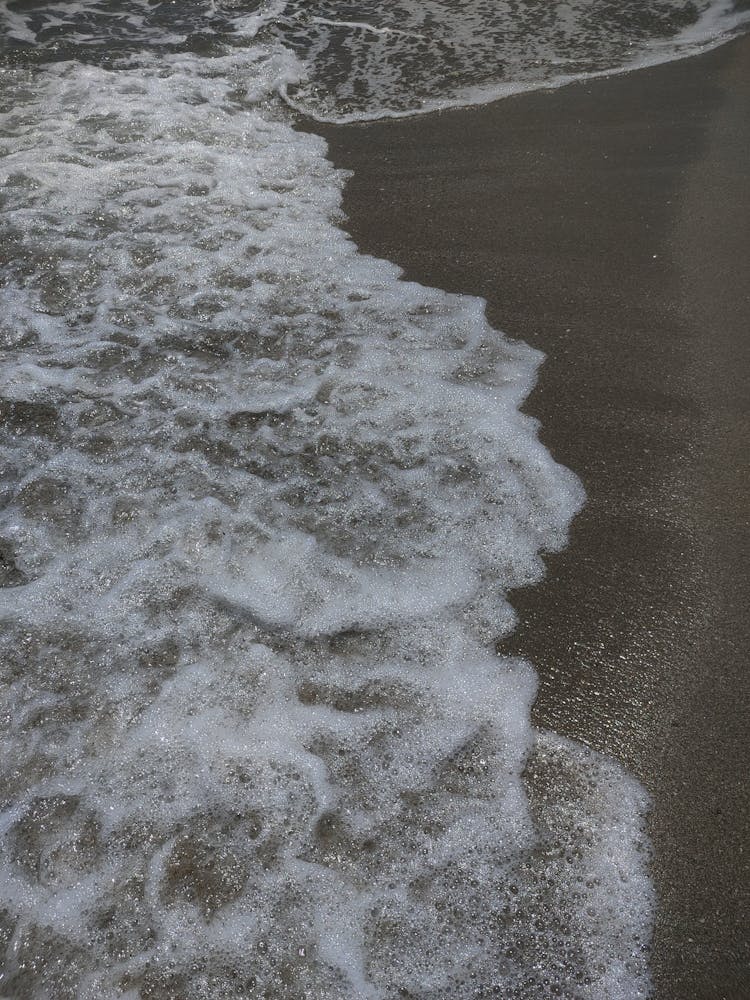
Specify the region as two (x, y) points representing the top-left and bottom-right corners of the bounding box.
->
(309, 35), (750, 1000)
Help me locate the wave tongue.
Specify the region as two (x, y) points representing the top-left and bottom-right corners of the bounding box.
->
(0, 43), (650, 1000)
(272, 0), (749, 120)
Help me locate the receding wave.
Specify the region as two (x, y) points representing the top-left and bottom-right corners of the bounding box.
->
(276, 0), (750, 121)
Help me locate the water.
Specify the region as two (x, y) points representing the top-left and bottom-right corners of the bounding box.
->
(1, 2), (744, 998)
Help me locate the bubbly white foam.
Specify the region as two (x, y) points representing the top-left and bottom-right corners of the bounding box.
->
(0, 17), (657, 1000)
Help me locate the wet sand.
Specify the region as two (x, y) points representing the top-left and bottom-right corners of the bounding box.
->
(308, 35), (750, 1000)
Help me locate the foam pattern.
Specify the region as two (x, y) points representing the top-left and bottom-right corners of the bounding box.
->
(273, 0), (748, 118)
(2, 2), (748, 118)
(0, 19), (656, 1000)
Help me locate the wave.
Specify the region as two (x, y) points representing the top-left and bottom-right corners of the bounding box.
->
(0, 11), (661, 999)
(278, 0), (750, 121)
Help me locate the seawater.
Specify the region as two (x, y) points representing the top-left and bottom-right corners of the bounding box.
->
(0, 3), (744, 998)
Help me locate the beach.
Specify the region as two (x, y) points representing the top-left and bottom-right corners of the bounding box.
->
(1, 5), (747, 995)
(311, 34), (750, 1000)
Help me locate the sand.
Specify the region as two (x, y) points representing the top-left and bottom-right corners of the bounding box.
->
(306, 34), (750, 1000)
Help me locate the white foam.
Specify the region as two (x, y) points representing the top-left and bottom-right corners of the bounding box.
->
(0, 27), (653, 1000)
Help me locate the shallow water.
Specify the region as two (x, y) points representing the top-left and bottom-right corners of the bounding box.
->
(2, 2), (742, 997)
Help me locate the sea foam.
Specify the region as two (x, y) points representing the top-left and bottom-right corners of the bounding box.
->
(0, 10), (661, 1000)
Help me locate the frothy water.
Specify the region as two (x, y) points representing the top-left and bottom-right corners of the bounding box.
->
(1, 0), (734, 996)
(276, 0), (750, 119)
(2, 1), (747, 118)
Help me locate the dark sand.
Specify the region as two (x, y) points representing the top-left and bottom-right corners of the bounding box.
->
(308, 35), (750, 1000)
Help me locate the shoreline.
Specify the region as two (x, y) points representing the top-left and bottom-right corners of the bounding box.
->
(307, 33), (750, 1000)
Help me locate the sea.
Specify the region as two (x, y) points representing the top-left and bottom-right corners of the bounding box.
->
(0, 3), (746, 998)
